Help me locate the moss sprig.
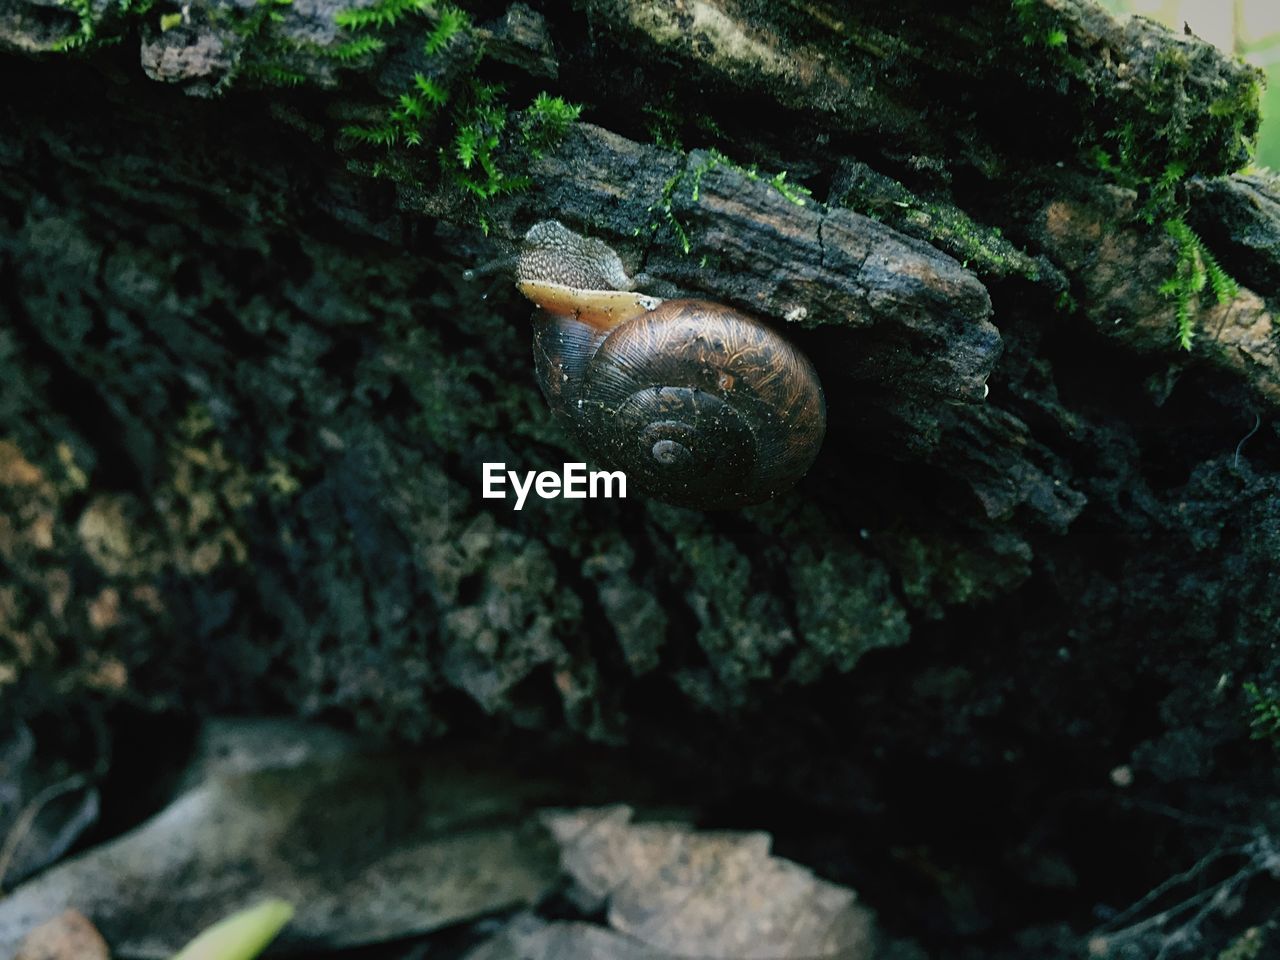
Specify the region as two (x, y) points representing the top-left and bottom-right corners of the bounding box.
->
(449, 81), (506, 193)
(423, 3), (466, 54)
(52, 0), (95, 49)
(240, 63), (308, 86)
(224, 0), (318, 89)
(1158, 217), (1239, 350)
(327, 35), (386, 61)
(334, 0), (429, 32)
(1243, 682), (1280, 744)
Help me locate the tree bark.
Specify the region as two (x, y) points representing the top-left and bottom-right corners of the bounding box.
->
(1, 0), (1278, 955)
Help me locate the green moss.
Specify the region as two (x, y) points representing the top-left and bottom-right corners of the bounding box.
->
(1011, 0), (1087, 76)
(1158, 217), (1239, 351)
(326, 35), (386, 61)
(834, 164), (1041, 281)
(1012, 0), (1262, 188)
(331, 2), (580, 208)
(449, 81), (525, 198)
(422, 3), (466, 53)
(643, 167), (696, 254)
(235, 0), (292, 36)
(334, 0), (429, 32)
(642, 103), (685, 153)
(638, 93), (728, 154)
(1217, 927), (1265, 960)
(1012, 0), (1258, 347)
(522, 92), (582, 156)
(240, 63), (308, 87)
(785, 542), (909, 681)
(1241, 682), (1280, 745)
(53, 0), (155, 50)
(52, 0), (95, 50)
(224, 0), (330, 90)
(638, 148), (811, 255)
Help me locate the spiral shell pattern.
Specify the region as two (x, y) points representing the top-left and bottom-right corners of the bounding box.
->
(533, 299), (826, 509)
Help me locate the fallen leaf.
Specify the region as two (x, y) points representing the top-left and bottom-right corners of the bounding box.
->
(0, 720), (560, 958)
(472, 806), (877, 960)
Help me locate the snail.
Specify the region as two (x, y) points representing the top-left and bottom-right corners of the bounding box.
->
(514, 220), (826, 510)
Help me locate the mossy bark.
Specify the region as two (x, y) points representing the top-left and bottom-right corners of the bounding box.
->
(1, 1), (1279, 957)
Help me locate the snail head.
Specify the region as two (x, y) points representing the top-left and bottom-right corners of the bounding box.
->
(515, 220), (660, 331)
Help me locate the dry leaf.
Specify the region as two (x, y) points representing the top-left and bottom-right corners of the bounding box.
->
(481, 805), (877, 960)
(0, 720), (559, 958)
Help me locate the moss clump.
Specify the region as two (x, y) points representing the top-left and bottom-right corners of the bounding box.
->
(52, 0), (154, 50)
(224, 0), (324, 91)
(1010, 2), (1257, 347)
(333, 1), (582, 211)
(1217, 927), (1266, 960)
(832, 161), (1041, 281)
(521, 92), (582, 157)
(1012, 0), (1262, 186)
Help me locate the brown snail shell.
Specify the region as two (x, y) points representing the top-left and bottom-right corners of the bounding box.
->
(517, 221), (826, 510)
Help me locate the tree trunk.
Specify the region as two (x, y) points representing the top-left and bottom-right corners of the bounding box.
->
(1, 0), (1277, 956)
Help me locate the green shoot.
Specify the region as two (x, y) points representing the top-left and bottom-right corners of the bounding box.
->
(335, 0), (429, 32)
(171, 899), (294, 960)
(52, 0), (96, 50)
(768, 170), (811, 206)
(1243, 682), (1280, 743)
(522, 92), (582, 156)
(424, 4), (467, 54)
(328, 35), (385, 60)
(1160, 217), (1239, 350)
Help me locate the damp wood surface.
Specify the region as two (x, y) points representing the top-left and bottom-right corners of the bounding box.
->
(1, 1), (1279, 958)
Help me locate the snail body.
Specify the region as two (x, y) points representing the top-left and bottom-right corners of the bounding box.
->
(516, 221), (826, 510)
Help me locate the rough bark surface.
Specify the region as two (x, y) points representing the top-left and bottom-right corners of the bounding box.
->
(1, 0), (1278, 957)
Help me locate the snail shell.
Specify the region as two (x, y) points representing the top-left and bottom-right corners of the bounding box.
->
(517, 221), (826, 510)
